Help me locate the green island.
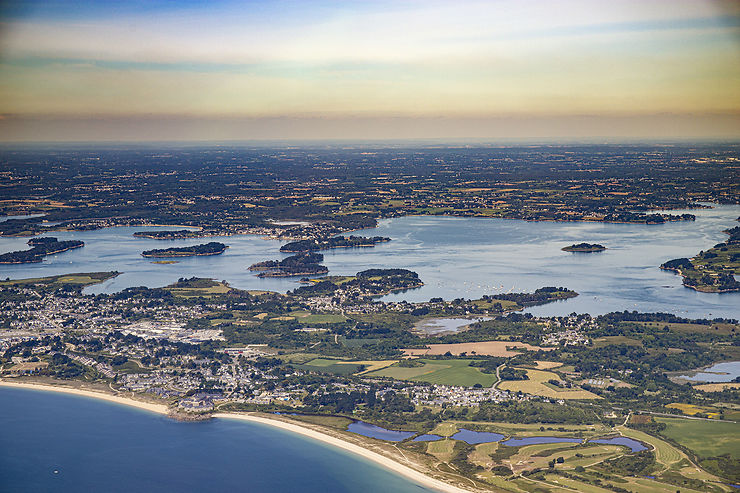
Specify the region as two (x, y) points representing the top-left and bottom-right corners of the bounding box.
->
(290, 268), (425, 297)
(661, 225), (740, 292)
(133, 230), (202, 239)
(140, 242), (228, 258)
(249, 252), (329, 277)
(562, 243), (606, 253)
(280, 235), (391, 252)
(0, 237), (84, 264)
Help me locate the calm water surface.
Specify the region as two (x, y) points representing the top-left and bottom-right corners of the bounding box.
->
(412, 434), (443, 442)
(678, 361), (740, 383)
(501, 436), (583, 447)
(347, 423), (647, 453)
(588, 437), (647, 452)
(0, 388), (433, 493)
(1, 204), (738, 317)
(413, 317), (491, 336)
(450, 429), (505, 444)
(0, 214), (46, 222)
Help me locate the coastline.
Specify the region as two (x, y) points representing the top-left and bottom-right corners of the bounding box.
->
(0, 380), (169, 415)
(0, 380), (474, 493)
(214, 412), (474, 493)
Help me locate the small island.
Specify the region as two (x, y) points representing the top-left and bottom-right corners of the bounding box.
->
(141, 242), (227, 258)
(134, 230), (202, 240)
(0, 237), (84, 264)
(249, 252), (328, 277)
(280, 235), (391, 253)
(290, 268), (423, 297)
(562, 242), (606, 253)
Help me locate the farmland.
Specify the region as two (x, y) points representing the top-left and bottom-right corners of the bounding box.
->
(402, 341), (551, 357)
(365, 358), (498, 387)
(497, 368), (601, 400)
(0, 271), (118, 288)
(655, 417), (740, 458)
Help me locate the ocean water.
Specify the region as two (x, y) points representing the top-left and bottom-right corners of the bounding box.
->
(0, 387), (433, 493)
(0, 204), (738, 318)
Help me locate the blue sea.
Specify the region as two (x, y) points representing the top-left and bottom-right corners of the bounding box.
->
(0, 387), (433, 493)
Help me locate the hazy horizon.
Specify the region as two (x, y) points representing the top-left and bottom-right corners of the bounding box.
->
(1, 0), (739, 141)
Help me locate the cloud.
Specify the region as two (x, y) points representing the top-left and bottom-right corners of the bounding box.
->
(0, 0), (738, 140)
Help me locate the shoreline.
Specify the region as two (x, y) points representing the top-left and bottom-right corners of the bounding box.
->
(0, 380), (169, 415)
(0, 380), (473, 493)
(214, 412), (474, 493)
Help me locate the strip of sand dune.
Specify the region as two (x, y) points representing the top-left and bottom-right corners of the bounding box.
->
(214, 413), (474, 493)
(0, 380), (168, 415)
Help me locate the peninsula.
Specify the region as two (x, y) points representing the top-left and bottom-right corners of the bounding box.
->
(562, 242), (606, 252)
(660, 225), (740, 293)
(141, 242), (227, 258)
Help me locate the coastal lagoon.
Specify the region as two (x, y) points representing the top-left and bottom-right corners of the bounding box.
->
(345, 422), (647, 452)
(1, 204), (738, 318)
(0, 387), (434, 493)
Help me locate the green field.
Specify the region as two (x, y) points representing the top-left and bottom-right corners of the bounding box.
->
(365, 358), (498, 387)
(294, 358), (366, 375)
(637, 321), (738, 335)
(617, 427), (683, 469)
(655, 417), (740, 458)
(592, 336), (643, 348)
(289, 311), (347, 324)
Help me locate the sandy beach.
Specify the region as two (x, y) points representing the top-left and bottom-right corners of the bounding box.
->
(214, 413), (475, 493)
(0, 380), (169, 415)
(1, 380), (474, 493)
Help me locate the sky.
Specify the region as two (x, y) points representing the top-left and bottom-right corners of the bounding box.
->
(0, 0), (739, 141)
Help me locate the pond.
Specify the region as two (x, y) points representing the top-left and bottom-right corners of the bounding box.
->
(0, 213), (46, 222)
(413, 317), (492, 336)
(588, 437), (647, 452)
(412, 434), (444, 442)
(501, 436), (583, 447)
(676, 361), (740, 383)
(348, 423), (649, 454)
(450, 429), (505, 444)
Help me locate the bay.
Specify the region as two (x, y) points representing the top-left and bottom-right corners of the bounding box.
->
(0, 204), (738, 318)
(0, 387), (433, 493)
